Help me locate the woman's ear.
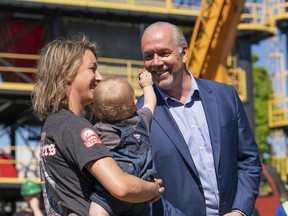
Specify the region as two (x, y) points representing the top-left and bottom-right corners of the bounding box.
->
(66, 78), (72, 85)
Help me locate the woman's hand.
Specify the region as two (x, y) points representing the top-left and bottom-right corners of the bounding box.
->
(149, 178), (165, 203)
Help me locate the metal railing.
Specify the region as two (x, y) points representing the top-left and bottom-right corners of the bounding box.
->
(0, 53), (38, 91)
(18, 0), (201, 16)
(239, 1), (275, 34)
(0, 52), (145, 96)
(269, 95), (288, 128)
(271, 156), (288, 182)
(0, 145), (40, 182)
(96, 58), (144, 96)
(228, 67), (247, 102)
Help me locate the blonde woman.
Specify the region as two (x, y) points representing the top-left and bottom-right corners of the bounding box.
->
(32, 36), (164, 216)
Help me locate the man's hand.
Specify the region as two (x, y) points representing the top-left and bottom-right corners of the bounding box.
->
(223, 212), (243, 216)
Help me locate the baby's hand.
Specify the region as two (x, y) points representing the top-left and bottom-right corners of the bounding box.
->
(138, 69), (153, 89)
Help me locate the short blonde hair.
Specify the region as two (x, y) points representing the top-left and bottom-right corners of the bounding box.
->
(93, 77), (136, 123)
(32, 36), (98, 120)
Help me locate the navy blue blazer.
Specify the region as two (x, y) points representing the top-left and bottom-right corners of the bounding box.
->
(138, 78), (262, 216)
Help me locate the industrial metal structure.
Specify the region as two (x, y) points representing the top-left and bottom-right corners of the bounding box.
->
(267, 1), (288, 182)
(0, 0), (285, 214)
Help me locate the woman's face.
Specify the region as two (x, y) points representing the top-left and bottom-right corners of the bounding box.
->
(69, 50), (102, 108)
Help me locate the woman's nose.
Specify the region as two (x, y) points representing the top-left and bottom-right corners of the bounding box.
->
(95, 71), (103, 82)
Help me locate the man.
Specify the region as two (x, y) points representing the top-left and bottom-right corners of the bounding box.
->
(13, 179), (44, 216)
(138, 21), (262, 216)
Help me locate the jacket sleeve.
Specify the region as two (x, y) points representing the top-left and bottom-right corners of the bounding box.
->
(231, 87), (262, 216)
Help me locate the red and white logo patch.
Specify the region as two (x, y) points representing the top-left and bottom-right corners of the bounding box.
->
(81, 128), (102, 148)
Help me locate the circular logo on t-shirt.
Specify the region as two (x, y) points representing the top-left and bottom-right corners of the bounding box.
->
(81, 128), (102, 147)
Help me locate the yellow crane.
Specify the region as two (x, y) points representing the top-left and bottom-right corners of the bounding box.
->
(186, 0), (245, 84)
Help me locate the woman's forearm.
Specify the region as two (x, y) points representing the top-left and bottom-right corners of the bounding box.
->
(86, 157), (164, 203)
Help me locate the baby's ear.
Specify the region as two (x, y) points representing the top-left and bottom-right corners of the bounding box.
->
(134, 99), (138, 107)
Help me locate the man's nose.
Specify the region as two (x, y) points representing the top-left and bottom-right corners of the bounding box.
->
(151, 54), (162, 66)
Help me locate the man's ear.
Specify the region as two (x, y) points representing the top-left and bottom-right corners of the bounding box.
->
(182, 46), (188, 63)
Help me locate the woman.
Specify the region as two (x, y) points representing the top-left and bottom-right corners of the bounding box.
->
(32, 36), (164, 215)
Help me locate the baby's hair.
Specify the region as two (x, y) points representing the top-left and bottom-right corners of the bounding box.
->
(93, 77), (136, 122)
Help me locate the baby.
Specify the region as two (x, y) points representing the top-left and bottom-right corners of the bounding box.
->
(89, 69), (157, 216)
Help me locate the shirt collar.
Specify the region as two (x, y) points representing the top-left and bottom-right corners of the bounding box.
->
(156, 72), (199, 107)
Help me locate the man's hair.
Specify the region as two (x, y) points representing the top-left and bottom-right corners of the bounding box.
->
(93, 77), (136, 123)
(32, 35), (98, 120)
(142, 21), (188, 52)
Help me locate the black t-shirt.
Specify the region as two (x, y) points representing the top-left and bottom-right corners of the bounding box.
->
(40, 109), (112, 215)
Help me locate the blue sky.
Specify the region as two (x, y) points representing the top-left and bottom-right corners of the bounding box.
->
(252, 43), (266, 68)
(252, 32), (287, 72)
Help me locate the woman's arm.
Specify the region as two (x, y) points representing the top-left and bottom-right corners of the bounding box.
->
(86, 156), (164, 203)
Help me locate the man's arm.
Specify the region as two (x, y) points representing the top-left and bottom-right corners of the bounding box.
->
(231, 87), (262, 216)
(25, 195), (44, 216)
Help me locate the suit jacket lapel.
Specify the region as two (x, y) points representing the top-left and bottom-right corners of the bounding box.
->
(153, 87), (200, 178)
(196, 78), (221, 175)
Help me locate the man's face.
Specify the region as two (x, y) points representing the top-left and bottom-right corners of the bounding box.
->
(141, 26), (188, 91)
